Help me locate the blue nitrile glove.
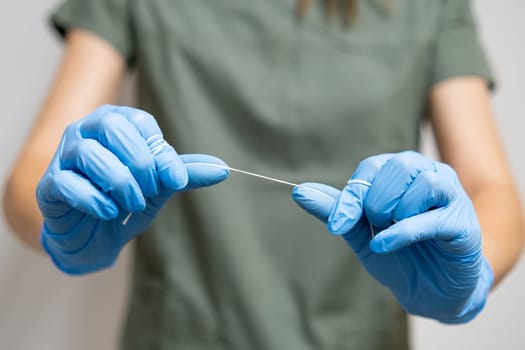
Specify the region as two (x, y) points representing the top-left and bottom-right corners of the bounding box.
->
(292, 151), (494, 323)
(37, 105), (229, 275)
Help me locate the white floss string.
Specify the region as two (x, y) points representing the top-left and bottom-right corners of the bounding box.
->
(121, 164), (297, 225)
(347, 179), (372, 187)
(226, 167), (298, 187)
(146, 134), (170, 156)
(122, 212), (133, 226)
(122, 163), (373, 226)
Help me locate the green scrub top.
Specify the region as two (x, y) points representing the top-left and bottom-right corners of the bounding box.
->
(52, 1), (493, 349)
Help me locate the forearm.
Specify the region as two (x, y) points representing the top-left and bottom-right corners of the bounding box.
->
(2, 29), (126, 252)
(470, 184), (525, 286)
(429, 77), (525, 287)
(3, 156), (48, 252)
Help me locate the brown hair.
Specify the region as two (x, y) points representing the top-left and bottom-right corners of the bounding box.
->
(297, 0), (393, 25)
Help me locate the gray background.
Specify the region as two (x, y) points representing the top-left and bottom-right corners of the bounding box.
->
(0, 1), (523, 349)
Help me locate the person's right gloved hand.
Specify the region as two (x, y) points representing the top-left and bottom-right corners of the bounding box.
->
(292, 152), (493, 324)
(37, 105), (229, 275)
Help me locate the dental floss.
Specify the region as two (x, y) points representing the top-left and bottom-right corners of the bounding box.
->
(121, 163), (299, 225)
(121, 134), (372, 226)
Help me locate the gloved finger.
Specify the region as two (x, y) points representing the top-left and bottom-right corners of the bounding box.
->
(328, 153), (393, 234)
(392, 167), (456, 222)
(116, 106), (188, 191)
(37, 169), (119, 222)
(61, 138), (146, 213)
(180, 154), (230, 191)
(80, 106), (159, 197)
(369, 209), (459, 253)
(292, 182), (377, 257)
(292, 182), (340, 222)
(364, 151), (435, 228)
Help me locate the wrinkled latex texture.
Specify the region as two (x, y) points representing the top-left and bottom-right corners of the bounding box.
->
(37, 105), (229, 275)
(292, 151), (494, 324)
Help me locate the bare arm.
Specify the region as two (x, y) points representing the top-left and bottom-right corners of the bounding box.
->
(429, 77), (525, 286)
(2, 29), (126, 252)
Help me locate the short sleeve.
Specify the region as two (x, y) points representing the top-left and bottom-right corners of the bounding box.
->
(431, 0), (495, 89)
(51, 0), (135, 65)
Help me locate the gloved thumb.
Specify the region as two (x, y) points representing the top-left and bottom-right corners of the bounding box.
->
(150, 154), (230, 206)
(292, 183), (340, 222)
(181, 154), (230, 191)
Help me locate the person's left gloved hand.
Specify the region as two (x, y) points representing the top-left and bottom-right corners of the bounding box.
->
(292, 151), (494, 323)
(37, 105), (229, 275)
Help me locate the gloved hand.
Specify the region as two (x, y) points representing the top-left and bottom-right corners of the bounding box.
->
(292, 151), (494, 323)
(37, 105), (229, 275)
